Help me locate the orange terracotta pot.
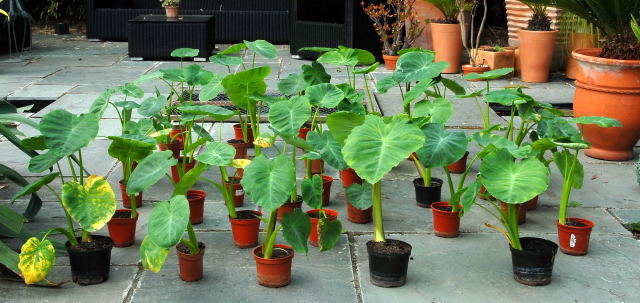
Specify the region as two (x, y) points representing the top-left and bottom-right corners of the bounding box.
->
(165, 6), (179, 18)
(500, 202), (527, 225)
(572, 48), (640, 161)
(430, 22), (462, 74)
(447, 151), (469, 174)
(224, 176), (244, 207)
(187, 190), (206, 225)
(346, 200), (372, 224)
(565, 33), (596, 80)
(119, 181), (142, 209)
(227, 139), (251, 159)
(526, 195), (539, 210)
(158, 141), (182, 159)
(177, 243), (204, 282)
(517, 29), (558, 83)
(171, 157), (196, 183)
(557, 217), (594, 256)
(253, 244), (294, 288)
(339, 168), (362, 188)
(106, 209), (138, 248)
(462, 64), (490, 81)
(276, 197), (302, 222)
(307, 209), (338, 247)
(304, 159), (324, 175)
(233, 124), (254, 147)
(431, 202), (461, 238)
(383, 55), (399, 70)
(229, 210), (262, 248)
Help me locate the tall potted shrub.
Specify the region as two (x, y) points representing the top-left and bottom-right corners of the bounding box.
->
(526, 0), (640, 160)
(517, 1), (558, 82)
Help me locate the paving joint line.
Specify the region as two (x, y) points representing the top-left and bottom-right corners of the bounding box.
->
(347, 232), (364, 303)
(122, 264), (144, 303)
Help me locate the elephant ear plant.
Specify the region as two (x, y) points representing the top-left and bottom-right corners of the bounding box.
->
(15, 109), (119, 285)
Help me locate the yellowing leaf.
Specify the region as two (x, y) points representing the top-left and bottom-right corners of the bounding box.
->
(140, 236), (169, 272)
(18, 237), (55, 284)
(62, 175), (117, 232)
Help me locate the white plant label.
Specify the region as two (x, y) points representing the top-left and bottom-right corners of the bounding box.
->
(570, 234), (576, 248)
(236, 189), (244, 196)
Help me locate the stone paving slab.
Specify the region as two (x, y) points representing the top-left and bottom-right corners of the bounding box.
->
(131, 232), (356, 303)
(353, 233), (640, 303)
(7, 84), (76, 101)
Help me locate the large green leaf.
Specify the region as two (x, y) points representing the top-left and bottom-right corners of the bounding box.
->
(393, 52), (449, 83)
(244, 40), (277, 58)
(268, 97), (311, 136)
(305, 83), (344, 108)
(127, 151), (178, 194)
(183, 64), (214, 86)
(148, 195), (190, 248)
(39, 110), (99, 157)
(485, 89), (530, 106)
(137, 95), (166, 117)
(171, 48), (199, 58)
(195, 142), (235, 166)
(209, 54), (243, 66)
(480, 149), (550, 204)
(553, 150), (584, 189)
(301, 175), (323, 209)
(278, 73), (308, 96)
(343, 115), (424, 183)
(345, 182), (372, 210)
(10, 173), (59, 203)
(88, 88), (115, 117)
(416, 124), (468, 168)
(414, 98), (453, 124)
(240, 154), (295, 211)
(140, 236), (169, 272)
(281, 208), (311, 254)
(28, 151), (63, 173)
(568, 116), (622, 128)
(301, 61), (331, 85)
(172, 162), (209, 196)
(326, 112), (365, 145)
(461, 180), (482, 213)
(0, 204), (26, 234)
(107, 135), (155, 164)
(219, 43), (247, 55)
(18, 237), (55, 284)
(177, 104), (236, 121)
(306, 131), (347, 170)
(221, 66), (270, 109)
(318, 219), (342, 252)
(353, 62), (380, 74)
(463, 68), (514, 80)
(61, 175), (117, 232)
(317, 48), (359, 66)
(118, 83), (144, 98)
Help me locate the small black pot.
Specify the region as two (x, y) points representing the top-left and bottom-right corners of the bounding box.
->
(65, 236), (114, 285)
(54, 22), (70, 35)
(413, 177), (443, 208)
(367, 239), (412, 287)
(510, 237), (558, 286)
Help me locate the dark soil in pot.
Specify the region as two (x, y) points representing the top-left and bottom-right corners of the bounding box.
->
(413, 178), (443, 208)
(367, 239), (412, 287)
(510, 237), (558, 286)
(176, 242), (206, 282)
(65, 235), (114, 285)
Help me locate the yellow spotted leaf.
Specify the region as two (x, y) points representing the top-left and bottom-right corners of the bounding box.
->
(62, 175), (116, 232)
(140, 236), (169, 272)
(18, 237), (55, 285)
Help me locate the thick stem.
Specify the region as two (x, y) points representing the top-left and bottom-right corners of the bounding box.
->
(558, 149), (579, 225)
(262, 211), (278, 256)
(507, 204), (522, 250)
(425, 167), (432, 187)
(263, 225), (282, 259)
(291, 145), (297, 200)
(185, 222), (200, 254)
(220, 167), (237, 218)
(81, 230), (91, 242)
(46, 184), (76, 243)
(411, 153), (427, 182)
(372, 181), (385, 242)
(444, 168), (457, 212)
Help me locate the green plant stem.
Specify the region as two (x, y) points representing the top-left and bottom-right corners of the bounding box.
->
(184, 222), (200, 254)
(56, 163), (65, 184)
(363, 75), (375, 113)
(507, 203), (521, 250)
(443, 168), (457, 212)
(485, 80), (491, 128)
(220, 167), (237, 218)
(306, 157), (312, 179)
(558, 149), (579, 225)
(78, 150), (84, 185)
(291, 145), (297, 200)
(67, 156), (78, 182)
(372, 181), (385, 242)
(129, 192), (138, 218)
(505, 106), (515, 140)
(411, 154), (428, 185)
(45, 184), (76, 244)
(425, 168), (432, 187)
(456, 154), (480, 192)
(263, 225), (282, 259)
(310, 106), (320, 131)
(346, 66), (352, 87)
(262, 211), (278, 256)
(47, 227), (77, 245)
(81, 230), (91, 242)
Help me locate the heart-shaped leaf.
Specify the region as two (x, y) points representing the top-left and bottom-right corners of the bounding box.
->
(414, 98), (453, 124)
(394, 52), (449, 83)
(268, 97), (311, 136)
(302, 61), (331, 85)
(198, 73), (224, 102)
(281, 208), (311, 254)
(480, 149), (550, 204)
(219, 43), (246, 55)
(463, 68), (513, 80)
(317, 48), (359, 66)
(11, 173), (59, 203)
(241, 154), (295, 211)
(441, 78), (466, 95)
(301, 175), (323, 209)
(148, 195), (190, 248)
(319, 219), (342, 252)
(306, 83), (345, 108)
(306, 131), (347, 170)
(343, 115), (424, 184)
(461, 180), (482, 213)
(40, 110), (99, 157)
(107, 135), (156, 164)
(568, 116), (622, 127)
(376, 76), (399, 94)
(209, 54), (243, 66)
(486, 89), (530, 106)
(278, 73), (308, 96)
(137, 95), (166, 117)
(118, 83), (144, 98)
(171, 48), (199, 58)
(345, 182), (372, 210)
(195, 142), (235, 166)
(18, 237), (55, 284)
(353, 62), (380, 74)
(326, 112), (365, 145)
(182, 64), (213, 86)
(222, 66), (270, 109)
(62, 175), (117, 232)
(416, 123), (468, 168)
(88, 88), (115, 117)
(140, 236), (169, 272)
(244, 40), (277, 58)
(127, 151), (178, 194)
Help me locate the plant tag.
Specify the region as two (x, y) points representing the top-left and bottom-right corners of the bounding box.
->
(570, 234), (576, 248)
(235, 189), (244, 196)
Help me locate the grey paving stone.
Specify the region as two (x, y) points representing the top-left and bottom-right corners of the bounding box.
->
(354, 233), (640, 303)
(608, 208), (640, 227)
(33, 55), (124, 67)
(37, 66), (154, 86)
(7, 84), (76, 101)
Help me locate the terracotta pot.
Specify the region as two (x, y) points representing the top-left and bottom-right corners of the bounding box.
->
(526, 195), (539, 210)
(340, 168), (363, 188)
(227, 139), (251, 159)
(169, 126), (186, 148)
(171, 157), (196, 183)
(383, 55), (399, 70)
(229, 210), (262, 248)
(298, 125), (311, 140)
(158, 140), (182, 158)
(557, 217), (594, 256)
(500, 202), (527, 225)
(233, 124), (254, 147)
(430, 202), (461, 238)
(106, 209), (137, 248)
(224, 177), (245, 207)
(253, 244), (294, 288)
(565, 33), (596, 79)
(478, 184), (494, 200)
(307, 209), (338, 247)
(165, 6), (179, 18)
(118, 181), (142, 209)
(572, 48), (640, 161)
(505, 0), (562, 46)
(276, 197), (302, 221)
(321, 175), (333, 206)
(462, 64), (490, 81)
(430, 22), (462, 74)
(517, 29), (558, 83)
(346, 199), (372, 224)
(304, 159), (324, 175)
(447, 151), (469, 174)
(474, 47), (515, 72)
(176, 243), (205, 282)
(187, 190), (206, 225)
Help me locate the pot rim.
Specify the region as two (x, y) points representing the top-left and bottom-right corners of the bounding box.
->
(413, 177), (443, 188)
(253, 244), (295, 263)
(306, 208), (338, 220)
(572, 48), (640, 66)
(556, 217), (595, 229)
(229, 210), (262, 223)
(176, 243), (205, 259)
(430, 201), (461, 215)
(517, 29), (559, 34)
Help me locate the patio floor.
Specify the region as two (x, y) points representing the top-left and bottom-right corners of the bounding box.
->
(1, 33), (639, 303)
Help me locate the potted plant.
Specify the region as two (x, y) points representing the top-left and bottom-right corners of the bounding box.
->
(160, 0), (180, 18)
(361, 0), (424, 69)
(516, 1), (558, 83)
(423, 0), (469, 73)
(560, 12), (598, 79)
(460, 0), (491, 76)
(524, 0), (639, 161)
(474, 45), (516, 73)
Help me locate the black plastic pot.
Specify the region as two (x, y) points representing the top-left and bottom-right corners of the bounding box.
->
(54, 22), (70, 35)
(413, 177), (443, 208)
(65, 236), (114, 285)
(367, 239), (412, 287)
(510, 237), (558, 286)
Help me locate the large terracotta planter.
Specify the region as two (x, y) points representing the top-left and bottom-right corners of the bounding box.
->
(557, 217), (594, 256)
(572, 48), (640, 161)
(474, 47), (515, 72)
(253, 244), (294, 288)
(565, 33), (596, 79)
(517, 29), (558, 83)
(430, 22), (462, 74)
(505, 0), (561, 46)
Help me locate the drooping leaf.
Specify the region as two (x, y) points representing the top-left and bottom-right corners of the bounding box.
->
(278, 73), (308, 96)
(403, 79), (434, 104)
(318, 219), (342, 252)
(416, 123), (468, 168)
(127, 151), (178, 194)
(343, 115), (424, 183)
(281, 208), (311, 254)
(182, 64), (214, 86)
(441, 78), (466, 95)
(306, 131), (347, 170)
(461, 180), (482, 213)
(171, 48), (199, 58)
(268, 97), (311, 136)
(148, 195), (190, 248)
(301, 175), (323, 209)
(39, 110), (99, 157)
(11, 173), (59, 203)
(195, 142), (235, 166)
(353, 62), (380, 74)
(18, 237), (55, 284)
(326, 112), (365, 145)
(351, 48), (376, 65)
(345, 182), (372, 210)
(414, 97), (453, 124)
(140, 236), (169, 272)
(298, 46), (335, 53)
(305, 83), (345, 108)
(241, 154), (295, 211)
(485, 89), (530, 106)
(61, 175), (117, 232)
(107, 135), (156, 164)
(244, 40), (277, 58)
